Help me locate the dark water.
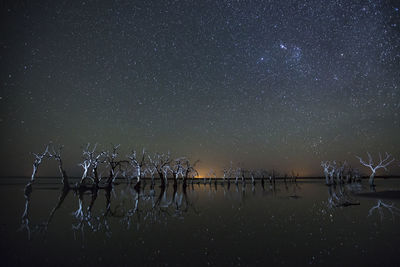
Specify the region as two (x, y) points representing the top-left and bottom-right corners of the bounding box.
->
(1, 178), (400, 266)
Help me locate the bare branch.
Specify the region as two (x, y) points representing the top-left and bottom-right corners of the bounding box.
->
(356, 152), (394, 186)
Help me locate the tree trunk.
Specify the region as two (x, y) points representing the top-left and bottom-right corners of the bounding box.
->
(369, 172), (375, 186)
(158, 172), (165, 187)
(31, 165), (38, 182)
(325, 173), (330, 185)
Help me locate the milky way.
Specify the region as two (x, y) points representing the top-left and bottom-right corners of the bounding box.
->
(1, 0), (399, 176)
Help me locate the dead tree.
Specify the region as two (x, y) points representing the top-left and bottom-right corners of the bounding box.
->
(79, 143), (106, 186)
(321, 161), (331, 185)
(356, 152), (395, 186)
(250, 169), (256, 185)
(182, 159), (199, 186)
(172, 157), (186, 186)
(222, 162), (233, 185)
(25, 144), (50, 197)
(345, 166), (353, 183)
(241, 169), (246, 184)
(336, 161), (346, 184)
(104, 144), (126, 188)
(163, 165), (171, 186)
(269, 169), (277, 186)
(353, 168), (361, 182)
(148, 152), (171, 187)
(207, 169), (216, 184)
(260, 169), (267, 188)
(30, 144), (50, 183)
(147, 165), (157, 186)
(127, 148), (147, 187)
(189, 168), (199, 186)
(326, 162), (336, 185)
(49, 145), (69, 188)
(234, 167), (241, 185)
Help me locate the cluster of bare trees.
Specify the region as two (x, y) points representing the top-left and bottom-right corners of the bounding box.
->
(321, 152), (396, 187)
(27, 143), (199, 192)
(28, 144), (398, 192)
(320, 161), (361, 185)
(205, 162), (298, 189)
(219, 163), (272, 186)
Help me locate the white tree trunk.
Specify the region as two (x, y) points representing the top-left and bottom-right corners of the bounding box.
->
(324, 173), (330, 185)
(369, 172), (376, 186)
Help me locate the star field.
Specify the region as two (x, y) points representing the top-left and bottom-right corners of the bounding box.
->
(1, 0), (399, 176)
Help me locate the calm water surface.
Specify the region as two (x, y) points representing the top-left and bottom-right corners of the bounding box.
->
(1, 178), (400, 266)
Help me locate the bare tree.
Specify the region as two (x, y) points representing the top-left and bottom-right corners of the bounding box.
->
(162, 164), (171, 186)
(182, 158), (199, 186)
(79, 143), (106, 186)
(336, 161), (346, 184)
(345, 165), (353, 183)
(127, 148), (147, 187)
(234, 167), (241, 184)
(321, 161), (331, 185)
(356, 152), (395, 186)
(260, 169), (267, 188)
(222, 161), (233, 185)
(250, 169), (256, 185)
(30, 144), (50, 183)
(269, 169), (277, 186)
(207, 169), (216, 184)
(241, 168), (246, 184)
(25, 144), (51, 199)
(147, 165), (157, 186)
(49, 145), (69, 187)
(104, 144), (127, 188)
(148, 152), (171, 187)
(171, 157), (186, 186)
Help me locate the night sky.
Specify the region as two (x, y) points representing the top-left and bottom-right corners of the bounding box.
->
(1, 0), (399, 177)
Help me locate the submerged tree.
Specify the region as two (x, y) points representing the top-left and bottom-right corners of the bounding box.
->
(171, 157), (185, 186)
(79, 143), (106, 186)
(222, 162), (233, 185)
(182, 158), (199, 186)
(147, 165), (157, 186)
(321, 161), (331, 185)
(104, 144), (127, 188)
(30, 144), (50, 183)
(335, 161), (346, 184)
(207, 169), (216, 184)
(49, 145), (69, 187)
(356, 152), (395, 186)
(148, 152), (171, 188)
(127, 148), (147, 188)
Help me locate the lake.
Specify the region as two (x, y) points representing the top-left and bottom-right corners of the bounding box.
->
(1, 178), (400, 266)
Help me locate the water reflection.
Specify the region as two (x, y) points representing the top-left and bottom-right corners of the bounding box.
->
(20, 178), (400, 245)
(368, 200), (400, 221)
(11, 178), (400, 266)
(326, 184), (360, 208)
(324, 182), (400, 224)
(20, 180), (208, 241)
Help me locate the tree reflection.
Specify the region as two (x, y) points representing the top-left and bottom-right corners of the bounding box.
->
(20, 180), (204, 242)
(23, 178), (396, 244)
(326, 184), (360, 208)
(368, 200), (400, 221)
